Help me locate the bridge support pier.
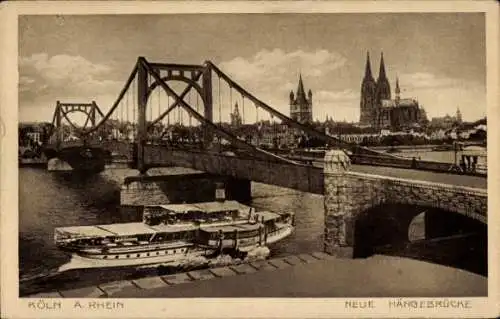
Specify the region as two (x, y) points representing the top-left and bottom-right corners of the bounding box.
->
(47, 158), (73, 171)
(120, 172), (252, 207)
(121, 172), (217, 207)
(323, 150), (355, 258)
(224, 177), (252, 203)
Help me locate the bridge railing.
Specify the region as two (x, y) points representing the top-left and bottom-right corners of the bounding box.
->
(350, 153), (487, 177)
(142, 144), (324, 194)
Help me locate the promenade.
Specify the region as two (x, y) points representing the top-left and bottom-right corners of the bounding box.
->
(29, 252), (486, 298)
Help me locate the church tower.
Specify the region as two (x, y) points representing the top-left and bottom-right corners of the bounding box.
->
(456, 106), (462, 124)
(360, 52), (376, 125)
(230, 101), (242, 127)
(375, 52), (391, 104)
(290, 74), (313, 124)
(395, 76), (401, 105)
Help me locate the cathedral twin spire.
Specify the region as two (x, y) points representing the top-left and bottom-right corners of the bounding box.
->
(364, 52), (374, 80)
(364, 51), (391, 102)
(360, 51), (392, 125)
(364, 51), (389, 84)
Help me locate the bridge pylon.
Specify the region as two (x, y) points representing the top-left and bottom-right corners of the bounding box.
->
(49, 100), (104, 151)
(135, 57), (215, 173)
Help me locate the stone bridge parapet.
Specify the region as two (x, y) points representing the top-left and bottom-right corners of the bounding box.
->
(323, 150), (487, 257)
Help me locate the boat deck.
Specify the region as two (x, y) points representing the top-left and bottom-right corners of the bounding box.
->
(55, 202), (281, 240)
(56, 222), (199, 239)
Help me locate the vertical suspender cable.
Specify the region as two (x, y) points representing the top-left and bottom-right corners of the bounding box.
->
(121, 92), (124, 124)
(218, 77), (222, 125)
(157, 80), (161, 139)
(132, 76), (136, 141)
(147, 73), (151, 123)
(256, 104), (259, 145)
(167, 93), (170, 126)
(188, 91), (192, 127)
(158, 73), (161, 121)
(126, 86), (129, 123)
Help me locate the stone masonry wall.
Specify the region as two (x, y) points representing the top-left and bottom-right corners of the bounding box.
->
(120, 178), (217, 206)
(323, 150), (487, 257)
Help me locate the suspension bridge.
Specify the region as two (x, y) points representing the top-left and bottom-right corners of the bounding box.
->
(38, 56), (487, 276)
(41, 57), (382, 181)
(42, 56), (485, 189)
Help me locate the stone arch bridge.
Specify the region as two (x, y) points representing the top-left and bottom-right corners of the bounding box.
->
(322, 150), (487, 267)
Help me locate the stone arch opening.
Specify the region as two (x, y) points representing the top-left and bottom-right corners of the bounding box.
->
(352, 203), (487, 275)
(353, 203), (422, 258)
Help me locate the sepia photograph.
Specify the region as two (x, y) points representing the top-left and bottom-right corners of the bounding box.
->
(1, 1), (499, 318)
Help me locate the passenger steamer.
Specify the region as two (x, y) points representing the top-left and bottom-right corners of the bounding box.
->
(54, 201), (295, 271)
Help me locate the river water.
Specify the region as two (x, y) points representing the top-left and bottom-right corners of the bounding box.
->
(19, 166), (326, 295)
(18, 150), (486, 296)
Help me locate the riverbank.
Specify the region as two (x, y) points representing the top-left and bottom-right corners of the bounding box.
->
(27, 252), (486, 298)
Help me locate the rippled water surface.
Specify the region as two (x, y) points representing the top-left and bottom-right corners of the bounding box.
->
(18, 151), (486, 296)
(19, 167), (323, 294)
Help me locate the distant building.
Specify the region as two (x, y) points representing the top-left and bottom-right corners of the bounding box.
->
(230, 102), (243, 128)
(360, 52), (427, 129)
(430, 108), (462, 129)
(289, 75), (313, 124)
(26, 132), (41, 145)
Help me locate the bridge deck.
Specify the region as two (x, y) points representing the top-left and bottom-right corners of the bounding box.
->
(350, 165), (487, 190)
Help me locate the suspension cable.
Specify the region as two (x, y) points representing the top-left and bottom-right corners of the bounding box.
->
(167, 93), (170, 126)
(196, 91), (199, 113)
(242, 94), (245, 125)
(147, 73), (152, 123)
(132, 77), (136, 141)
(126, 85), (129, 123)
(120, 94), (124, 124)
(156, 82), (161, 141)
(157, 72), (161, 121)
(256, 104), (260, 145)
(218, 76), (222, 125)
(188, 91), (192, 127)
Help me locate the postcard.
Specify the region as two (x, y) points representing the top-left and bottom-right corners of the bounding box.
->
(1, 1), (498, 318)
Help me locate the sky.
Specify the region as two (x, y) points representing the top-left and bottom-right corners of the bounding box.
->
(18, 13), (486, 125)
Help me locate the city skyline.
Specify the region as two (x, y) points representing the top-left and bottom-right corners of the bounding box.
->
(19, 13), (486, 124)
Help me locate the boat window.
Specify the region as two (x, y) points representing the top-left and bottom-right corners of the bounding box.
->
(103, 255), (107, 259)
(173, 250), (176, 253)
(165, 250), (168, 254)
(126, 254), (130, 258)
(147, 253), (150, 256)
(136, 254), (140, 257)
(115, 255), (119, 259)
(156, 252), (159, 255)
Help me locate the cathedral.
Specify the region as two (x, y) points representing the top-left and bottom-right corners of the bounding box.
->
(290, 75), (313, 124)
(360, 52), (427, 129)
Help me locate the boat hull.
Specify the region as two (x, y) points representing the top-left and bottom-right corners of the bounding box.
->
(57, 246), (214, 272)
(57, 226), (294, 272)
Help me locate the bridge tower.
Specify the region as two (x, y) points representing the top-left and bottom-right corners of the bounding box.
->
(135, 57), (214, 173)
(51, 101), (104, 150)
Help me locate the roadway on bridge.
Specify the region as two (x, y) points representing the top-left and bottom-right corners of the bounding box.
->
(349, 165), (486, 189)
